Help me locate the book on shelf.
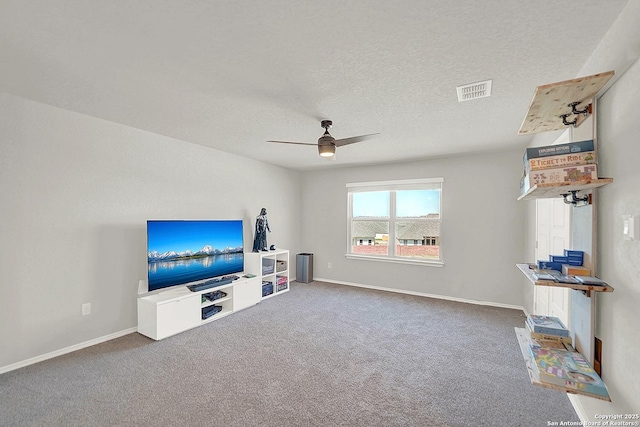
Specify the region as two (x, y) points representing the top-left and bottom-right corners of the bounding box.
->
(529, 336), (573, 351)
(528, 345), (610, 400)
(524, 322), (573, 344)
(575, 276), (608, 286)
(555, 275), (581, 284)
(526, 314), (570, 337)
(533, 270), (580, 284)
(533, 271), (558, 281)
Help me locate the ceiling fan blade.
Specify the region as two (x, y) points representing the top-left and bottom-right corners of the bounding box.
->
(334, 133), (380, 147)
(266, 140), (318, 146)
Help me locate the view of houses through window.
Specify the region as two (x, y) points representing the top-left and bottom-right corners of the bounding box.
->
(347, 179), (442, 262)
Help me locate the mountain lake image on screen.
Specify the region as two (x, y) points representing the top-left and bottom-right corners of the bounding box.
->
(146, 220), (244, 292)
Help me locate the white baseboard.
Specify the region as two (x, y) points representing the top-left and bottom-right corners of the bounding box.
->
(311, 277), (525, 312)
(0, 327), (138, 375)
(567, 395), (589, 423)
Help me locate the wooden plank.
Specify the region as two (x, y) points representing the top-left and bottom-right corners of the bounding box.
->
(515, 263), (614, 293)
(517, 178), (613, 201)
(517, 263), (539, 283)
(518, 71), (614, 135)
(514, 327), (611, 401)
(533, 278), (613, 293)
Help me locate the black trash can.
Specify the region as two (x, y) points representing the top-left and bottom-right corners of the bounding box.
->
(296, 253), (313, 283)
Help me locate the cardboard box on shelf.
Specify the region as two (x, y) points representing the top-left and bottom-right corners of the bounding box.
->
(538, 261), (563, 272)
(526, 151), (596, 172)
(521, 164), (598, 195)
(523, 140), (595, 163)
(562, 265), (590, 276)
(549, 255), (569, 263)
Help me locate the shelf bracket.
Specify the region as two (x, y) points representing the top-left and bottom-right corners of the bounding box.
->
(560, 113), (577, 126)
(559, 102), (592, 127)
(569, 101), (590, 116)
(561, 190), (590, 206)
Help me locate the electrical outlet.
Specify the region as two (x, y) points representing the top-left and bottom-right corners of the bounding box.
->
(328, 262), (332, 269)
(623, 215), (638, 240)
(82, 303), (91, 316)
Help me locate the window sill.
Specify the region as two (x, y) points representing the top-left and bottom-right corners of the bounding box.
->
(344, 253), (444, 267)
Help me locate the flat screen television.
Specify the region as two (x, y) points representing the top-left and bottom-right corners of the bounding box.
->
(147, 220), (244, 292)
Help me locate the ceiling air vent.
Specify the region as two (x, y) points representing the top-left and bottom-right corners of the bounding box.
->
(456, 79), (492, 102)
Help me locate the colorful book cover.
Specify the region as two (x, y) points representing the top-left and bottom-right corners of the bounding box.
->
(529, 346), (609, 400)
(526, 151), (596, 171)
(526, 314), (570, 337)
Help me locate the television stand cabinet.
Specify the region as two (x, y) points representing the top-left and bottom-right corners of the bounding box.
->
(137, 275), (260, 340)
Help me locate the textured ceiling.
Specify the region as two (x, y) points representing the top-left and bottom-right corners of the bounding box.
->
(0, 0), (630, 171)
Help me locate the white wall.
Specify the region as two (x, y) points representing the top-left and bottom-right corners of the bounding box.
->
(591, 54), (640, 416)
(0, 92), (302, 369)
(300, 149), (526, 306)
(524, 0), (640, 417)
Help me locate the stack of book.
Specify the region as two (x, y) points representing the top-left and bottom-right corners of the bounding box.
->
(532, 269), (581, 285)
(524, 314), (609, 400)
(537, 249), (587, 274)
(525, 314), (572, 346)
(520, 139), (598, 196)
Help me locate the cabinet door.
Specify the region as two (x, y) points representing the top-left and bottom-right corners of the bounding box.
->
(233, 278), (261, 311)
(156, 295), (200, 339)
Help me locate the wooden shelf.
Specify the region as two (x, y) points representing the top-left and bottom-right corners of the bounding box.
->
(518, 71), (614, 135)
(516, 263), (614, 294)
(514, 327), (611, 401)
(517, 178), (613, 201)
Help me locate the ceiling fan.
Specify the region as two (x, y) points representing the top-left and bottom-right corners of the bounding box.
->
(267, 120), (379, 158)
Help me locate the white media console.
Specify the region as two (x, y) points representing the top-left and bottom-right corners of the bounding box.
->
(137, 249), (289, 340)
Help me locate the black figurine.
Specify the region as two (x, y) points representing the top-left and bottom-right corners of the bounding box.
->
(252, 208), (271, 252)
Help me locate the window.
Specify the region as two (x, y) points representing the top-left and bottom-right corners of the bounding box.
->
(346, 178), (443, 265)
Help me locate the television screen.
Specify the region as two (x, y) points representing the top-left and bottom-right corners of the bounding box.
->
(147, 220), (244, 292)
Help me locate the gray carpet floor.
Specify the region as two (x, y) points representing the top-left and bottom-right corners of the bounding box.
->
(0, 281), (579, 426)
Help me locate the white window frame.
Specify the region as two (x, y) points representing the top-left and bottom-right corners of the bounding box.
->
(346, 177), (444, 267)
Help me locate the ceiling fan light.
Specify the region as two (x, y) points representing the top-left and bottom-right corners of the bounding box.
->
(318, 144), (335, 157)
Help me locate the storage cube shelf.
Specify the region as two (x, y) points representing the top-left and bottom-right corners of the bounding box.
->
(245, 249), (290, 300)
